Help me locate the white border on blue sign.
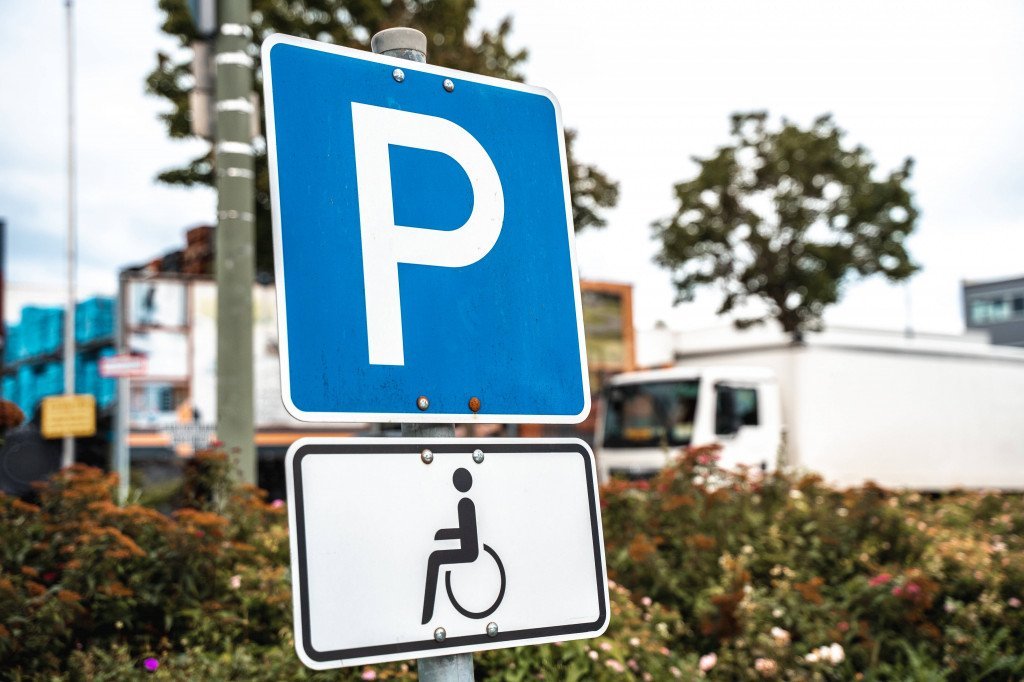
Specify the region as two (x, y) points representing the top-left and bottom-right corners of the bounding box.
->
(262, 34), (591, 424)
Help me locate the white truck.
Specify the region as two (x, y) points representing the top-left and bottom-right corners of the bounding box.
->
(595, 326), (1024, 489)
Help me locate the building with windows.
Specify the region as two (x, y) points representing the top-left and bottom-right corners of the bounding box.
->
(963, 275), (1024, 347)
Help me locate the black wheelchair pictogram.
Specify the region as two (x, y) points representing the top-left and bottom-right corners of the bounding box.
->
(444, 543), (506, 619)
(421, 467), (506, 624)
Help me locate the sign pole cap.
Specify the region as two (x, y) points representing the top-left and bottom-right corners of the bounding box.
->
(370, 27), (427, 59)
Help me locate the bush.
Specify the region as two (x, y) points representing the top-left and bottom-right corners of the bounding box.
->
(600, 445), (1024, 679)
(2, 447), (1022, 679)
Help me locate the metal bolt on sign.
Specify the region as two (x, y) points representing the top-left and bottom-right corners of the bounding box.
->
(371, 26), (473, 682)
(421, 449), (434, 465)
(472, 449), (485, 464)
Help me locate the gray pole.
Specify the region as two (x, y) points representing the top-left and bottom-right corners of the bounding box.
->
(114, 274), (130, 504)
(370, 27), (472, 682)
(214, 0), (256, 483)
(62, 0), (77, 468)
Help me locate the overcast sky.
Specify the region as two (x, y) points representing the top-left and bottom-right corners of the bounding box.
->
(2, 1), (1022, 339)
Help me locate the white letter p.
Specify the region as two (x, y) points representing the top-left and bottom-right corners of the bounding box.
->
(351, 103), (504, 366)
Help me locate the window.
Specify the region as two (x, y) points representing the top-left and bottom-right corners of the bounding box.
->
(715, 384), (759, 435)
(968, 289), (1024, 325)
(602, 380), (700, 448)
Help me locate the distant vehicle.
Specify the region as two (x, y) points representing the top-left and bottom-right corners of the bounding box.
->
(596, 327), (1024, 490)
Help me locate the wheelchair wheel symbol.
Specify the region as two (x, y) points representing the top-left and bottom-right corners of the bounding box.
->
(444, 543), (506, 619)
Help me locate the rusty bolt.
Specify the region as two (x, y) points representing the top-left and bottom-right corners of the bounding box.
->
(468, 396), (481, 413)
(417, 396), (430, 411)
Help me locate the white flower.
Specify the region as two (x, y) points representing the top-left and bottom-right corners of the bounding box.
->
(806, 644), (844, 665)
(230, 574), (242, 589)
(698, 653), (717, 672)
(772, 607), (785, 618)
(769, 626), (790, 645)
(836, 507), (849, 517)
(741, 544), (754, 555)
(629, 637), (640, 647)
(789, 489), (803, 500)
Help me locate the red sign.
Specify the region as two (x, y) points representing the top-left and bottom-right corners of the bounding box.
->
(99, 354), (148, 378)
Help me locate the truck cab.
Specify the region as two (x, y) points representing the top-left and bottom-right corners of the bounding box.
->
(595, 366), (782, 482)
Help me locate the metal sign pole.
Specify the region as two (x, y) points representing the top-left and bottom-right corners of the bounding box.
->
(114, 274), (130, 504)
(62, 0), (77, 468)
(214, 0), (257, 483)
(370, 25), (473, 682)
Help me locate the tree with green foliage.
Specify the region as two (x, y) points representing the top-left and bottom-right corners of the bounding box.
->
(147, 0), (619, 275)
(653, 112), (919, 338)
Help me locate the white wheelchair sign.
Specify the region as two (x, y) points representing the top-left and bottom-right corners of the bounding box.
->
(285, 438), (609, 668)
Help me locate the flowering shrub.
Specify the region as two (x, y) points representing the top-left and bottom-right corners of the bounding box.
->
(2, 447), (1023, 679)
(601, 445), (1024, 679)
(0, 457), (292, 677)
(0, 456), (696, 680)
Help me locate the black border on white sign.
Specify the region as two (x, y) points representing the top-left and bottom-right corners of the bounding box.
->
(288, 438), (609, 667)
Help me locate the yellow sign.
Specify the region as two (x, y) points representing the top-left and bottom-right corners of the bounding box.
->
(41, 395), (96, 439)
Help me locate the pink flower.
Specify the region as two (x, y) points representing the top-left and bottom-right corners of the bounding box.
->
(868, 572), (892, 587)
(230, 575), (242, 589)
(640, 596), (653, 607)
(600, 641), (613, 652)
(754, 657), (778, 676)
(605, 659), (625, 673)
(361, 669), (377, 681)
(271, 499), (285, 509)
(1009, 597), (1022, 608)
(699, 652), (718, 671)
(891, 585), (903, 597)
(143, 658), (159, 672)
(905, 583), (921, 596)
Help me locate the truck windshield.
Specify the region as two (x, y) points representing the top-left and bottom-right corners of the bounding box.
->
(602, 380), (700, 448)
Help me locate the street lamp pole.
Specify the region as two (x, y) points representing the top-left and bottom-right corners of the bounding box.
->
(62, 0), (77, 468)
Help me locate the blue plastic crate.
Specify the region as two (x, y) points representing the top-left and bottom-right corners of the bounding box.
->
(76, 297), (115, 343)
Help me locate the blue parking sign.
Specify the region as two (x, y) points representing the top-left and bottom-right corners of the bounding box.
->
(262, 35), (590, 423)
